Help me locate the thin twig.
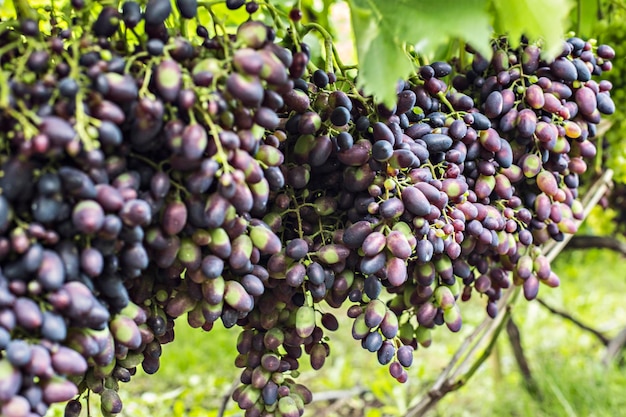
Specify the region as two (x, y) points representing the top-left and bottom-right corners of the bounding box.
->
(311, 386), (369, 403)
(566, 235), (626, 255)
(448, 289), (517, 382)
(506, 317), (542, 398)
(603, 327), (626, 366)
(217, 377), (241, 417)
(535, 298), (610, 346)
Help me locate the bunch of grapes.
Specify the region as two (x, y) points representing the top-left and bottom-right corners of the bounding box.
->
(0, 0), (616, 416)
(588, 19), (626, 230)
(593, 18), (626, 180)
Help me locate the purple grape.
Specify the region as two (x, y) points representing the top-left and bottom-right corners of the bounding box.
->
(389, 361), (403, 379)
(484, 90), (503, 118)
(396, 345), (414, 367)
(6, 339), (32, 367)
(401, 186), (431, 216)
(421, 133), (453, 152)
(386, 257), (408, 286)
(181, 123), (208, 160)
(550, 57), (578, 81)
(176, 0), (197, 18)
(14, 297), (43, 330)
(262, 381), (279, 405)
(310, 343), (328, 370)
(597, 91), (615, 114)
(372, 140), (394, 162)
(119, 199), (152, 227)
(363, 331), (383, 352)
(575, 86), (597, 116)
(363, 274), (382, 298)
(359, 252), (386, 278)
(80, 247), (104, 278)
(41, 311), (68, 342)
(121, 1), (141, 28)
(64, 399), (83, 417)
(416, 239), (434, 263)
(377, 341), (396, 365)
(321, 313), (339, 331)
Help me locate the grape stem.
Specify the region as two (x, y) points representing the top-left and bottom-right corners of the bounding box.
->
(577, 0), (583, 35)
(0, 69), (9, 116)
(5, 105), (39, 139)
(257, 0), (287, 36)
(138, 58), (158, 100)
(13, 0), (39, 21)
(86, 389), (92, 417)
(436, 91), (457, 115)
(204, 7), (231, 61)
(289, 194), (306, 240)
(505, 316), (542, 397)
(301, 23), (339, 74)
(199, 111), (233, 174)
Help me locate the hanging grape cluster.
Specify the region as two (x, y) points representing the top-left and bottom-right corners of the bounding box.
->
(0, 0), (616, 416)
(589, 19), (626, 229)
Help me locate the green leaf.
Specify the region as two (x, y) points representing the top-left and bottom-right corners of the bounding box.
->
(348, 0), (492, 107)
(490, 0), (574, 58)
(348, 2), (412, 106)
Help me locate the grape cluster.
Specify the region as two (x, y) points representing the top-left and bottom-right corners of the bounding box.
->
(593, 20), (625, 177)
(590, 20), (626, 228)
(0, 1), (616, 416)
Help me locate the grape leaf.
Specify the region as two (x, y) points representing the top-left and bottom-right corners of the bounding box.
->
(490, 0), (574, 58)
(348, 0), (492, 107)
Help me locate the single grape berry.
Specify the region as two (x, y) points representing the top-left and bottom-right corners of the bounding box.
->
(146, 38), (165, 56)
(176, 0), (198, 18)
(196, 25), (209, 38)
(336, 132), (354, 150)
(330, 107), (351, 126)
(121, 1), (142, 28)
(226, 0), (246, 9)
(64, 399), (83, 417)
(20, 19), (40, 37)
(312, 69), (329, 88)
(145, 0), (173, 26)
(58, 78), (79, 98)
(290, 8), (303, 21)
(246, 1), (259, 13)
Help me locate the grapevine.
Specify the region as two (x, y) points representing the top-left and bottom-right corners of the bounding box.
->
(0, 1), (617, 417)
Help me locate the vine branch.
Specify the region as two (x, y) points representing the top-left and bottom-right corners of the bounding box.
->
(506, 317), (542, 398)
(535, 298), (610, 346)
(566, 235), (626, 255)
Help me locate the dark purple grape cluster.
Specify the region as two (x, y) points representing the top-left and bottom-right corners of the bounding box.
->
(0, 1), (616, 417)
(252, 34), (615, 387)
